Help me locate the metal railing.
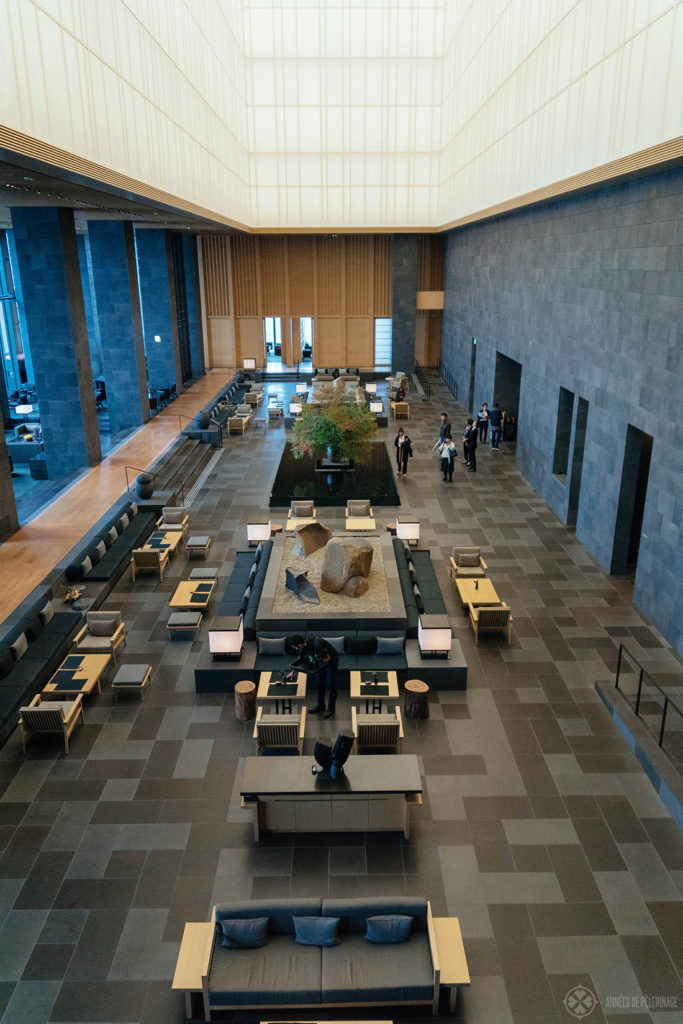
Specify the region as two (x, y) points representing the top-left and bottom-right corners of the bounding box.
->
(413, 362), (432, 399)
(439, 360), (458, 401)
(614, 643), (683, 764)
(124, 464), (186, 505)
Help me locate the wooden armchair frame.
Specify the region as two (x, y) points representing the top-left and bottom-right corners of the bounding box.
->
(390, 400), (410, 419)
(351, 705), (404, 753)
(450, 546), (488, 579)
(73, 612), (127, 664)
(19, 694), (84, 754)
(253, 706), (306, 755)
(131, 547), (170, 582)
(468, 602), (513, 645)
(157, 507), (190, 537)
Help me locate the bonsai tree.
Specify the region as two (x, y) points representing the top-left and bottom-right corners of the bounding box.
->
(291, 391), (377, 464)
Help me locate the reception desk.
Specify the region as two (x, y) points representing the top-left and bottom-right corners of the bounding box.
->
(240, 754), (422, 841)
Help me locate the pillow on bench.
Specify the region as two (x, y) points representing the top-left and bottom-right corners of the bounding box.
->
(219, 917), (269, 949)
(377, 636), (404, 655)
(345, 636), (376, 655)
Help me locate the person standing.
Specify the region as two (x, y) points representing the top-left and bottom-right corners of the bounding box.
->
(489, 402), (503, 450)
(462, 419), (473, 464)
(465, 418), (477, 472)
(394, 428), (413, 476)
(477, 403), (489, 443)
(308, 637), (338, 719)
(439, 438), (456, 481)
(439, 412), (452, 444)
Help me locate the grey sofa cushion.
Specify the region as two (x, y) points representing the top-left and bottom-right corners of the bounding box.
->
(215, 897), (320, 935)
(377, 636), (404, 655)
(209, 934), (322, 1007)
(321, 932), (433, 1003)
(11, 634), (28, 661)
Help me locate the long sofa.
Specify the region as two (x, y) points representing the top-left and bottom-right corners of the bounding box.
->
(394, 537), (447, 636)
(181, 377), (246, 442)
(0, 496), (156, 746)
(198, 896), (441, 1018)
(214, 540), (273, 638)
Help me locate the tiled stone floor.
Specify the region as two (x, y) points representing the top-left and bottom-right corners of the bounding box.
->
(0, 373), (681, 1024)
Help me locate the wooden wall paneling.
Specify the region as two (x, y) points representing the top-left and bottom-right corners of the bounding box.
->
(417, 235), (445, 292)
(315, 317), (344, 366)
(373, 235), (391, 315)
(200, 236), (231, 317)
(259, 235), (288, 316)
(317, 236), (345, 316)
(207, 317), (236, 367)
(287, 236), (317, 316)
(345, 317), (373, 369)
(289, 317), (301, 364)
(231, 236), (260, 317)
(414, 312), (428, 366)
(235, 317), (264, 365)
(345, 236), (371, 316)
(427, 311), (443, 366)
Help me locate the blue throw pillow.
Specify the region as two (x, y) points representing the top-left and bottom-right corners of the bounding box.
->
(219, 917), (269, 949)
(365, 915), (413, 944)
(377, 636), (404, 655)
(293, 916), (339, 947)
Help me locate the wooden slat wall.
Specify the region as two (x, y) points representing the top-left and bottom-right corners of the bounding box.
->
(417, 235), (445, 292)
(199, 233), (393, 367)
(202, 236), (231, 316)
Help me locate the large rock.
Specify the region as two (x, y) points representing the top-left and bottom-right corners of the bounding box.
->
(341, 576), (369, 597)
(294, 521), (332, 557)
(320, 539), (374, 595)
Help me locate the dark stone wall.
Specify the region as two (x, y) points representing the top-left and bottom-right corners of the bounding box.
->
(88, 220), (149, 434)
(11, 207), (100, 477)
(134, 228), (182, 394)
(442, 167), (683, 654)
(182, 234), (204, 377)
(391, 235), (418, 373)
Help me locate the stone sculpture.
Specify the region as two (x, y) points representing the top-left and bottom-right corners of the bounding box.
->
(320, 539), (373, 597)
(294, 521), (332, 557)
(285, 567), (320, 604)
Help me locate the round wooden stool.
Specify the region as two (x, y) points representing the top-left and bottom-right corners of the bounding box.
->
(404, 679), (430, 720)
(234, 680), (256, 721)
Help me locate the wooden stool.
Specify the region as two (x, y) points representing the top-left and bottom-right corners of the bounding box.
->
(234, 680), (256, 721)
(404, 679), (430, 720)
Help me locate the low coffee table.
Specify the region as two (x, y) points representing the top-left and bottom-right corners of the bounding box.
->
(257, 671), (307, 714)
(142, 529), (183, 557)
(186, 535), (212, 559)
(350, 670), (399, 713)
(454, 577), (499, 611)
(43, 653), (111, 698)
(169, 580), (215, 610)
(112, 664), (152, 700)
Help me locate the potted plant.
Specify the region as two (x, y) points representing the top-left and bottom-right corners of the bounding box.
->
(291, 392), (377, 464)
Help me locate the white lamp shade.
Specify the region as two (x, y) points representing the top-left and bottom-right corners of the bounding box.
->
(15, 404), (33, 415)
(289, 402), (302, 414)
(247, 519), (271, 542)
(243, 358), (256, 370)
(396, 517), (420, 541)
(370, 400), (383, 413)
(365, 382), (377, 393)
(209, 616), (244, 654)
(418, 615), (452, 654)
(295, 383), (307, 394)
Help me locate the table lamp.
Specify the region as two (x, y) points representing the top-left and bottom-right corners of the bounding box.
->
(418, 614), (452, 659)
(208, 616), (243, 660)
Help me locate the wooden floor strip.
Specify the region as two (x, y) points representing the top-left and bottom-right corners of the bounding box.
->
(0, 370), (232, 622)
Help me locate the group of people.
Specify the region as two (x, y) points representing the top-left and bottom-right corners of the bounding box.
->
(392, 402), (504, 482)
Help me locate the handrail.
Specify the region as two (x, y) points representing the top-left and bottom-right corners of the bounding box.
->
(439, 360), (458, 401)
(414, 362), (432, 400)
(124, 466), (157, 494)
(615, 643), (682, 752)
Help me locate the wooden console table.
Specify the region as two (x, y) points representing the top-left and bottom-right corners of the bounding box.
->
(240, 754), (422, 842)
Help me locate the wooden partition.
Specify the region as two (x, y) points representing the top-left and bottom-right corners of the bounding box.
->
(200, 234), (392, 369)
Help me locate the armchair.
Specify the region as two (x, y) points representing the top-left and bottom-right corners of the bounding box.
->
(390, 400), (410, 419)
(157, 506), (190, 537)
(351, 705), (404, 753)
(245, 391), (262, 407)
(345, 499), (375, 530)
(19, 694), (85, 754)
(228, 416), (248, 434)
(450, 546), (488, 579)
(287, 500), (316, 524)
(468, 603), (513, 645)
(74, 610), (127, 664)
(131, 547), (170, 582)
(253, 707), (306, 755)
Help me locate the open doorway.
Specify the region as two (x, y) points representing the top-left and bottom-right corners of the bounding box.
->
(611, 425), (654, 574)
(264, 317), (282, 369)
(299, 317), (313, 370)
(494, 351), (522, 441)
(567, 397), (588, 527)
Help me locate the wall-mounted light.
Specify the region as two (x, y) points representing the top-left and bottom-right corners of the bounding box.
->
(154, 335), (162, 343)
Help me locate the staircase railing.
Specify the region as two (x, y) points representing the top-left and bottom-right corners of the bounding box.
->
(614, 643), (682, 763)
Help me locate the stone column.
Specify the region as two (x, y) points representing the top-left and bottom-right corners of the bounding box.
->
(11, 207), (101, 477)
(182, 234), (205, 377)
(390, 235), (418, 374)
(135, 228), (183, 397)
(0, 419), (19, 541)
(88, 220), (150, 434)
